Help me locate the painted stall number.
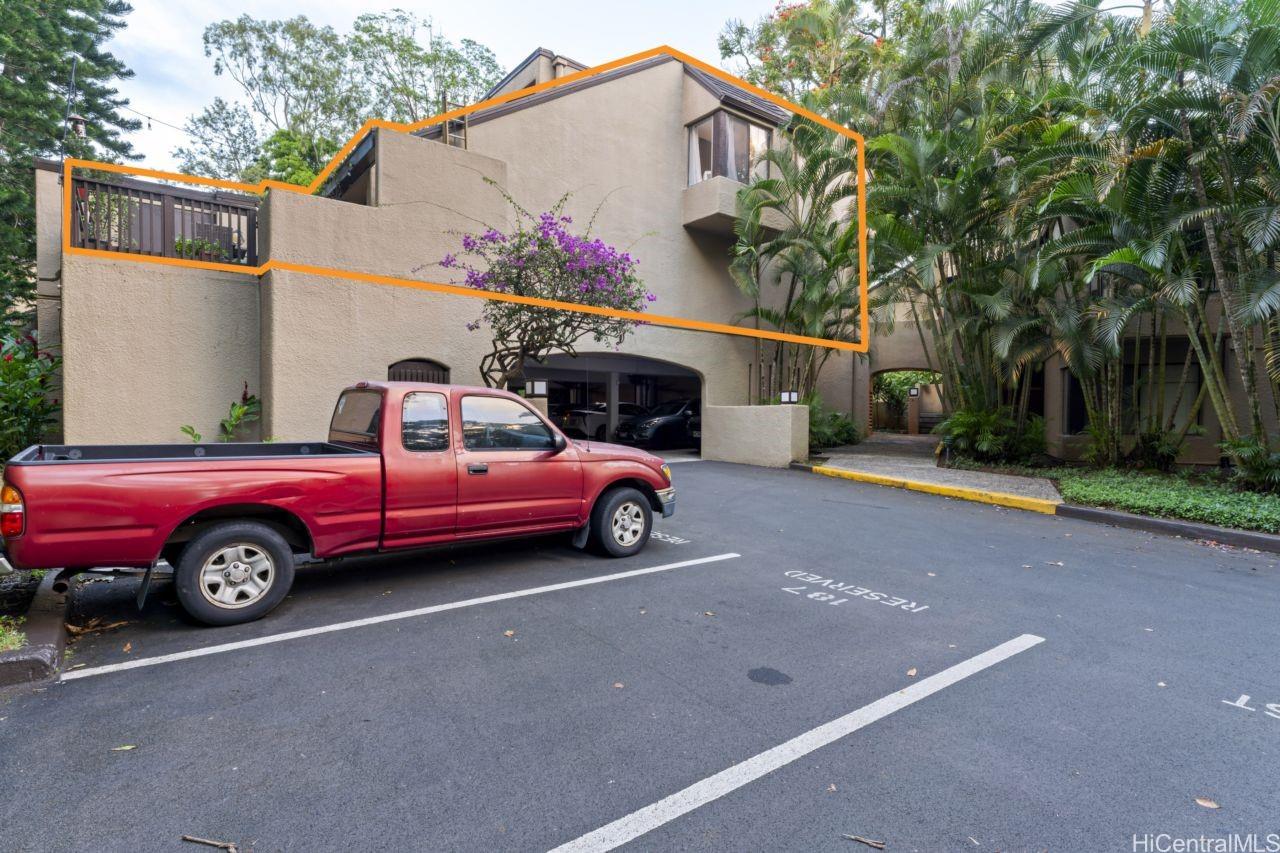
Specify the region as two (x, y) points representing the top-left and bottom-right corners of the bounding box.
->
(650, 531), (691, 545)
(782, 571), (929, 614)
(782, 587), (849, 606)
(1222, 694), (1280, 721)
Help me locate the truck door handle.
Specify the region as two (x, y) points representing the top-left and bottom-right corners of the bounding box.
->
(467, 463), (489, 475)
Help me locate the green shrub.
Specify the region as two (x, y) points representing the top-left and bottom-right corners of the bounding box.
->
(0, 330), (60, 460)
(1130, 428), (1182, 472)
(1057, 469), (1280, 533)
(174, 236), (227, 260)
(766, 393), (860, 450)
(807, 395), (861, 450)
(1220, 436), (1280, 493)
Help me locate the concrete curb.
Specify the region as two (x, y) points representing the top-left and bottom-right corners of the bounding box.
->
(1055, 504), (1280, 553)
(793, 462), (1061, 514)
(792, 461), (1280, 553)
(0, 573), (69, 689)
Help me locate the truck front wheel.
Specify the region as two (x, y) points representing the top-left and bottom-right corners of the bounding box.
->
(590, 487), (652, 557)
(174, 521), (296, 626)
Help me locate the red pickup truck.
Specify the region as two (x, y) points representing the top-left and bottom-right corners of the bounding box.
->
(0, 382), (675, 625)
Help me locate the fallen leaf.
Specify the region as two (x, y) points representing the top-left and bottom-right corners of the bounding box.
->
(1195, 797), (1220, 809)
(842, 835), (886, 850)
(612, 682), (624, 689)
(703, 611), (715, 617)
(639, 608), (647, 615)
(906, 667), (918, 677)
(123, 642), (132, 653)
(503, 630), (515, 638)
(828, 784), (837, 792)
(111, 745), (136, 752)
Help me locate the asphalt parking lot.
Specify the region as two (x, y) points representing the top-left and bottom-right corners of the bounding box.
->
(2, 460), (1278, 852)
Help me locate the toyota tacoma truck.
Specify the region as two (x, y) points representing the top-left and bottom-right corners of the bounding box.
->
(0, 382), (675, 626)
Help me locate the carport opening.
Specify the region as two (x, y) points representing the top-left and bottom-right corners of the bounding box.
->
(525, 353), (701, 446)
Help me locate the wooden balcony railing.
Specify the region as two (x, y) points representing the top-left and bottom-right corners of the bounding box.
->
(70, 175), (259, 266)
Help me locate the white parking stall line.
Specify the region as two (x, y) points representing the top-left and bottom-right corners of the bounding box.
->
(60, 552), (741, 682)
(549, 633), (1046, 853)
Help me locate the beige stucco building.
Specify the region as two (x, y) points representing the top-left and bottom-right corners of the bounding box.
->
(38, 49), (883, 455)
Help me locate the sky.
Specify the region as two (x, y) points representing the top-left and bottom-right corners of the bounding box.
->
(106, 0), (779, 171)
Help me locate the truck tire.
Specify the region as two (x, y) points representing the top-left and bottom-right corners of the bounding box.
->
(590, 487), (652, 557)
(174, 521), (296, 626)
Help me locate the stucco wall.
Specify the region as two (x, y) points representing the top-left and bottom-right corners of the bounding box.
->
(60, 254), (260, 444)
(260, 131), (512, 438)
(464, 60), (759, 408)
(701, 404), (809, 467)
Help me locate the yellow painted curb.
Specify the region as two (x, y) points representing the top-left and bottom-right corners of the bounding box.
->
(809, 465), (1061, 514)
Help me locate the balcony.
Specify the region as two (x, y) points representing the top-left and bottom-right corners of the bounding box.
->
(682, 175), (788, 237)
(70, 174), (259, 266)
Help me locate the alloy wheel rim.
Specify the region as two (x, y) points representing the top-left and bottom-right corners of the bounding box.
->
(199, 544), (275, 609)
(611, 501), (645, 547)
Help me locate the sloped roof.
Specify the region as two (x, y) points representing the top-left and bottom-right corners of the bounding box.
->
(417, 54), (792, 142)
(684, 66), (791, 126)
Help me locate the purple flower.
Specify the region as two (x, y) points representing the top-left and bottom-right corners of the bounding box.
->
(440, 253), (457, 268)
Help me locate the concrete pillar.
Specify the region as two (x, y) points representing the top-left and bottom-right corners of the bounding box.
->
(606, 371), (619, 439)
(527, 396), (549, 417)
(907, 393), (920, 435)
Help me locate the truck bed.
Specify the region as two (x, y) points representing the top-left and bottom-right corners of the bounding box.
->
(2, 442), (384, 569)
(8, 442), (373, 464)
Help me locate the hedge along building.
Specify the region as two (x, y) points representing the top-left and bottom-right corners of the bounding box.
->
(35, 47), (889, 458)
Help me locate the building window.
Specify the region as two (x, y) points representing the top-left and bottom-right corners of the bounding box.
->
(402, 392), (449, 452)
(688, 111), (771, 186)
(388, 358), (450, 384)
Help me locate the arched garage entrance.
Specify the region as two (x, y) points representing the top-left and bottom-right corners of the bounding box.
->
(525, 353), (701, 445)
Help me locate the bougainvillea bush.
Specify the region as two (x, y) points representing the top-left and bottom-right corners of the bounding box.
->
(442, 191), (654, 388)
(1, 330), (60, 460)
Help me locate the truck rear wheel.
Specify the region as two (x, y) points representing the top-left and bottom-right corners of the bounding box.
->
(590, 487), (652, 557)
(174, 521), (295, 626)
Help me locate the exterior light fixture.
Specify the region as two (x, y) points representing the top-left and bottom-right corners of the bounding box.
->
(527, 380), (548, 397)
(68, 114), (88, 138)
(909, 387), (920, 397)
(780, 390), (799, 404)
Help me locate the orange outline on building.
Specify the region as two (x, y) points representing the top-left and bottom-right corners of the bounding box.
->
(61, 45), (870, 353)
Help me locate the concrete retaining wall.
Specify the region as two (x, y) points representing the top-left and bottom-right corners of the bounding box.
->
(701, 404), (808, 468)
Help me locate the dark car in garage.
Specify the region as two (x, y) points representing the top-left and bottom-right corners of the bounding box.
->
(615, 399), (700, 449)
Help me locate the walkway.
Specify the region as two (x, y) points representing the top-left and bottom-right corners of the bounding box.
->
(820, 433), (1062, 503)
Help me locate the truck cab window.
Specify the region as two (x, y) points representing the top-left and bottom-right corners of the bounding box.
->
(461, 396), (554, 451)
(329, 390), (382, 448)
(402, 393), (449, 451)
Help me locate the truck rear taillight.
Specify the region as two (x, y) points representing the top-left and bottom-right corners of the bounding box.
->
(1, 484), (24, 538)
